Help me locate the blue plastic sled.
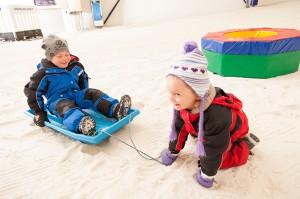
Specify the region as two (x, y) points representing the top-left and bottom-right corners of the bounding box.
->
(25, 108), (140, 144)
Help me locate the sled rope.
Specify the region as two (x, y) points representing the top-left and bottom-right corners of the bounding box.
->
(101, 114), (164, 165)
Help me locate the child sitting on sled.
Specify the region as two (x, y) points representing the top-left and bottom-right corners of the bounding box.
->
(160, 41), (259, 188)
(24, 34), (131, 136)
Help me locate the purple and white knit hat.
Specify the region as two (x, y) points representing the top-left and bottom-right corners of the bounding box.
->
(168, 41), (211, 157)
(168, 41), (210, 98)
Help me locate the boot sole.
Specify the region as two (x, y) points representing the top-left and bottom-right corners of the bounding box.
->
(79, 116), (96, 136)
(116, 95), (132, 120)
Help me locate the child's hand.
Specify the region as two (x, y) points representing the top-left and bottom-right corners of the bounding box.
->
(195, 169), (215, 188)
(160, 149), (178, 166)
(33, 111), (48, 127)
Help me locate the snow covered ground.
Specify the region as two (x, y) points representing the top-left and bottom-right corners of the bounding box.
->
(0, 0), (300, 198)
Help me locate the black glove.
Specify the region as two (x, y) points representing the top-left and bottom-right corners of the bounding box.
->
(33, 111), (48, 127)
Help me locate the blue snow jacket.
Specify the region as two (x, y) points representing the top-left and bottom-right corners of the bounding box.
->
(24, 55), (89, 115)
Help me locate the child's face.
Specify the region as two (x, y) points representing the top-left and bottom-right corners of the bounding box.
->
(166, 75), (199, 111)
(51, 51), (71, 68)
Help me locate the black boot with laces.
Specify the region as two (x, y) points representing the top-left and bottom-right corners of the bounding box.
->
(113, 95), (132, 120)
(78, 115), (96, 136)
(244, 133), (260, 155)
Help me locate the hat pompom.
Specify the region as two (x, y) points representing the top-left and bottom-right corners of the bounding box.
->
(41, 34), (60, 50)
(183, 41), (198, 54)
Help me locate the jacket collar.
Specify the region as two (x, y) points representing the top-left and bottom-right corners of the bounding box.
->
(203, 85), (216, 110)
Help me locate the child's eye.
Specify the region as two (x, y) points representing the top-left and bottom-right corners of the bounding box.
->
(175, 93), (181, 96)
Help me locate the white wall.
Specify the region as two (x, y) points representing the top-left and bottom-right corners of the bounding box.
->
(102, 0), (246, 26)
(0, 0), (34, 6)
(37, 8), (67, 34)
(1, 0), (291, 29)
(66, 0), (94, 32)
(0, 0), (67, 7)
(37, 0), (94, 34)
(0, 0), (94, 34)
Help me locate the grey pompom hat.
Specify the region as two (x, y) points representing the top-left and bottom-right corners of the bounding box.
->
(41, 34), (69, 61)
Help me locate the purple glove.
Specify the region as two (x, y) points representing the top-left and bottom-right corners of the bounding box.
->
(195, 169), (214, 188)
(160, 149), (177, 166)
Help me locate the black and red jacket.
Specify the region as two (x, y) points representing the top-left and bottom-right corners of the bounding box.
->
(168, 87), (249, 176)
